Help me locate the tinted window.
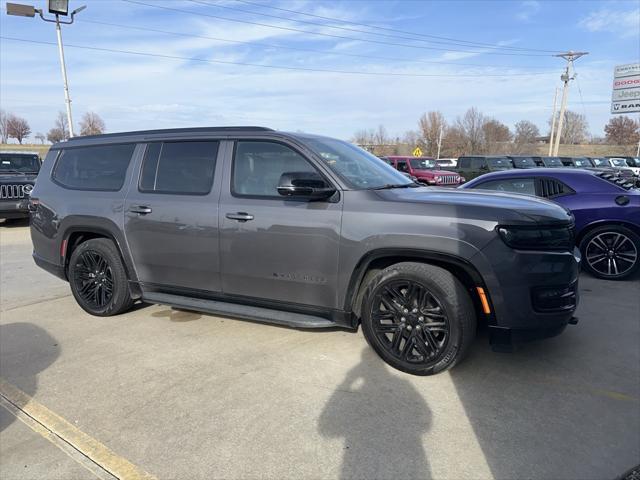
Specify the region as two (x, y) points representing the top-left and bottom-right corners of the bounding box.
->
(140, 141), (218, 195)
(0, 154), (40, 173)
(476, 178), (536, 195)
(397, 160), (410, 172)
(458, 157), (470, 168)
(487, 157), (513, 169)
(410, 158), (436, 169)
(511, 157), (536, 168)
(233, 141), (317, 197)
(53, 144), (135, 191)
(470, 158), (486, 169)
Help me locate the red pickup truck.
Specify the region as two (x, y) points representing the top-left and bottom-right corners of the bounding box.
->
(383, 156), (464, 186)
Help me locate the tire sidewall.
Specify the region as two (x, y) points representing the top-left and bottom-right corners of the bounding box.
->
(579, 225), (640, 280)
(361, 267), (467, 376)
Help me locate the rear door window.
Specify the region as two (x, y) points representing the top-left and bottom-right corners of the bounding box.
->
(139, 141), (219, 195)
(475, 178), (536, 195)
(53, 143), (135, 191)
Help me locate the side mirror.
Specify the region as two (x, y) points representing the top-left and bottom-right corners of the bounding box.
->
(277, 172), (336, 200)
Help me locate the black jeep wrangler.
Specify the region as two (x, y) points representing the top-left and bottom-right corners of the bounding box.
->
(0, 151), (41, 220)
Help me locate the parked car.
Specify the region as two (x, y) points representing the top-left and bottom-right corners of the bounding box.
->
(384, 155), (464, 186)
(30, 127), (580, 375)
(462, 168), (640, 280)
(608, 156), (640, 177)
(508, 156), (538, 169)
(534, 156), (565, 168)
(434, 158), (457, 168)
(559, 157), (594, 168)
(0, 151), (41, 220)
(455, 155), (513, 180)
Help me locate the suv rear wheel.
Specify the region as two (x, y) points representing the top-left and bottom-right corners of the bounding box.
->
(361, 262), (476, 375)
(68, 238), (134, 316)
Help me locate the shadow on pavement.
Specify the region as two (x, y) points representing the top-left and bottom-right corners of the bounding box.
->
(318, 348), (432, 479)
(0, 218), (30, 228)
(0, 322), (59, 432)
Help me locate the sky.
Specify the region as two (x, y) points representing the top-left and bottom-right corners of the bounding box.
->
(1, 0), (639, 141)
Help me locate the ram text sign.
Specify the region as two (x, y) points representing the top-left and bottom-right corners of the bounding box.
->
(611, 63), (640, 114)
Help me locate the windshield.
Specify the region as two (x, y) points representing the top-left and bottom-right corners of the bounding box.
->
(544, 157), (563, 167)
(487, 157), (513, 169)
(573, 158), (592, 167)
(301, 137), (412, 189)
(410, 158), (436, 169)
(0, 154), (40, 173)
(630, 158), (640, 167)
(610, 158), (627, 167)
(591, 157), (607, 167)
(511, 157), (536, 167)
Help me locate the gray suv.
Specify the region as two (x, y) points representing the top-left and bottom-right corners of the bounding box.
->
(30, 127), (580, 375)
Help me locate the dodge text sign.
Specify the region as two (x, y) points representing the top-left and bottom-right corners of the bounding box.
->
(612, 63), (640, 114)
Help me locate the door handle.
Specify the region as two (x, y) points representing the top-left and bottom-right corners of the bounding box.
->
(129, 205), (152, 215)
(226, 212), (254, 222)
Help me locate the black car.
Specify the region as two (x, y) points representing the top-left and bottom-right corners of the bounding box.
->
(533, 156), (564, 168)
(0, 151), (41, 220)
(508, 156), (538, 169)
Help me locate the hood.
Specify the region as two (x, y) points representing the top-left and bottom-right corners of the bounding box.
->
(375, 187), (574, 225)
(412, 169), (459, 177)
(0, 172), (38, 183)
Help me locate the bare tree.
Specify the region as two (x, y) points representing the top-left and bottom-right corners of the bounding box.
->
(604, 116), (640, 145)
(47, 111), (70, 143)
(0, 110), (9, 143)
(514, 120), (540, 145)
(550, 110), (589, 144)
(455, 107), (486, 154)
(373, 124), (390, 146)
(352, 128), (376, 150)
(6, 114), (31, 144)
(35, 132), (46, 144)
(483, 118), (511, 153)
(417, 111), (447, 157)
(79, 111), (106, 136)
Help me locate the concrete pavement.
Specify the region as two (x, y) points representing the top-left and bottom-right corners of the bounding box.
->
(1, 220), (639, 479)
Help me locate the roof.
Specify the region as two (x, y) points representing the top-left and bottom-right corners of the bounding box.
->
(67, 126), (274, 142)
(471, 167), (594, 177)
(0, 150), (40, 156)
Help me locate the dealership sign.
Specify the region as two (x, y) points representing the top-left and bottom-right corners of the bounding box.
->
(611, 63), (640, 114)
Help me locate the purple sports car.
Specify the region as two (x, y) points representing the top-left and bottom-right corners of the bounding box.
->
(462, 168), (640, 280)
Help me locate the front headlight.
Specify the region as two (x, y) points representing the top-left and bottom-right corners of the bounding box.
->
(497, 225), (574, 251)
(434, 176), (442, 182)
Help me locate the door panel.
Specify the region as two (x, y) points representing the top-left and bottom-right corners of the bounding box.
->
(219, 140), (342, 308)
(123, 140), (224, 292)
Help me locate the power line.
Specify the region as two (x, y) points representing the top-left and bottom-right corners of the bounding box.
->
(123, 0), (553, 57)
(78, 18), (556, 70)
(0, 36), (555, 78)
(225, 0), (561, 53)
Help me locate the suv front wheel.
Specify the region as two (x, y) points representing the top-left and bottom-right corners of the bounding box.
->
(68, 238), (134, 316)
(361, 262), (476, 375)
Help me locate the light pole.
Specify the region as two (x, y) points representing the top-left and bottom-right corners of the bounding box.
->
(6, 1), (86, 138)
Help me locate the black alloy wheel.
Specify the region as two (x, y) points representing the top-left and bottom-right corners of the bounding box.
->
(73, 250), (114, 309)
(361, 262), (476, 375)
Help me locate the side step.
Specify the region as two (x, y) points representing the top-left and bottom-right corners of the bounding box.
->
(142, 292), (338, 329)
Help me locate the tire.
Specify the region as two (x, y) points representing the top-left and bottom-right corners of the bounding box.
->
(579, 225), (640, 280)
(68, 238), (134, 316)
(360, 262), (476, 376)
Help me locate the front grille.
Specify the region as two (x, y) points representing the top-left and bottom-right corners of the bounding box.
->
(0, 184), (31, 199)
(439, 175), (460, 185)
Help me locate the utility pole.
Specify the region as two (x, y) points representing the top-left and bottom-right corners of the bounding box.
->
(6, 1), (86, 138)
(548, 87), (559, 156)
(436, 125), (443, 159)
(552, 51), (588, 156)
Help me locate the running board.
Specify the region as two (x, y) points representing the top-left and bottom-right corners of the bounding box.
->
(142, 292), (338, 329)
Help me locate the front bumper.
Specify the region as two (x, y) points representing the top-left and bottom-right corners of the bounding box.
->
(472, 240), (581, 346)
(0, 199), (30, 219)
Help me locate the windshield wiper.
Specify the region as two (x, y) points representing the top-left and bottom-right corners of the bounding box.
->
(373, 182), (419, 190)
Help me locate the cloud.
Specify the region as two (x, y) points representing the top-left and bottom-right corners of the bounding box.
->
(516, 1), (541, 22)
(579, 7), (640, 37)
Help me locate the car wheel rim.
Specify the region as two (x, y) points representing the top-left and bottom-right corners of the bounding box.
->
(74, 250), (114, 308)
(372, 280), (450, 364)
(585, 232), (638, 277)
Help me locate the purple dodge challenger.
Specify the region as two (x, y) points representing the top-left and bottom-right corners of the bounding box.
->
(462, 168), (640, 280)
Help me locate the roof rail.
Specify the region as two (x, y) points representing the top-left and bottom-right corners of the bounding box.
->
(68, 126), (274, 141)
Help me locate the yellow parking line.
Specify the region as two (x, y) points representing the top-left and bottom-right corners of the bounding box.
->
(0, 378), (156, 480)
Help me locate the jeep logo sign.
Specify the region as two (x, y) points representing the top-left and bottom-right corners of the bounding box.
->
(611, 63), (640, 114)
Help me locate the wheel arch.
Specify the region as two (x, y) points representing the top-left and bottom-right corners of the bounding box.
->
(345, 249), (493, 324)
(59, 217), (141, 297)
